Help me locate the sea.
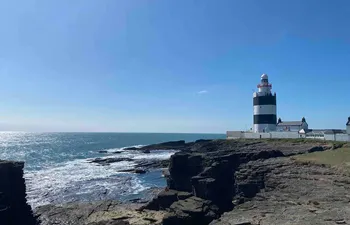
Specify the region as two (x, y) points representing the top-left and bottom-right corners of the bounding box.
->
(0, 132), (225, 209)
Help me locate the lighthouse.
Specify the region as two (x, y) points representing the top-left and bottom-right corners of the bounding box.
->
(253, 74), (277, 133)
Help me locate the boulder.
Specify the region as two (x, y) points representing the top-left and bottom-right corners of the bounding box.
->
(142, 150), (151, 154)
(162, 196), (219, 225)
(0, 160), (38, 225)
(98, 150), (109, 153)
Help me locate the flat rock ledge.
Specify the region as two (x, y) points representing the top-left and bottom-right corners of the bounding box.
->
(35, 201), (166, 225)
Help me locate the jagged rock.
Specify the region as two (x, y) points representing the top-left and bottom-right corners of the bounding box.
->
(192, 160), (235, 212)
(134, 159), (169, 170)
(194, 139), (212, 144)
(167, 153), (203, 192)
(0, 160), (38, 225)
(210, 157), (350, 225)
(163, 139), (331, 224)
(89, 157), (134, 165)
(37, 139), (335, 225)
(124, 140), (187, 151)
(98, 150), (109, 153)
(307, 146), (325, 153)
(134, 169), (147, 174)
(118, 169), (147, 174)
(162, 196), (219, 225)
(142, 150), (151, 154)
(123, 147), (139, 150)
(113, 151), (123, 154)
(142, 189), (192, 210)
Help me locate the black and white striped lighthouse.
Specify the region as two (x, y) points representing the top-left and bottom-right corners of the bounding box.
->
(253, 74), (277, 133)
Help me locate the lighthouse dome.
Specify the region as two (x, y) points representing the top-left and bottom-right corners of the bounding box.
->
(261, 74), (268, 79)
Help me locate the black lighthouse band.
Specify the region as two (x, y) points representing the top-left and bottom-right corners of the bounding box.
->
(253, 114), (277, 124)
(253, 95), (276, 106)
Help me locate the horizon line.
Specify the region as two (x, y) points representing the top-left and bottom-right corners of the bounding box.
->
(0, 131), (226, 135)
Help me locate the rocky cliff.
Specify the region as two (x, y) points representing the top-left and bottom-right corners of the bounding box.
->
(0, 160), (38, 225)
(141, 139), (333, 225)
(211, 156), (350, 225)
(37, 139), (347, 225)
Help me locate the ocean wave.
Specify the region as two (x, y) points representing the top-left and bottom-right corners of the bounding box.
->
(25, 158), (139, 208)
(88, 149), (178, 162)
(24, 149), (176, 209)
(95, 145), (146, 153)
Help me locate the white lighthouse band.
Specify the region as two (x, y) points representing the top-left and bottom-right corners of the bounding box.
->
(253, 74), (277, 133)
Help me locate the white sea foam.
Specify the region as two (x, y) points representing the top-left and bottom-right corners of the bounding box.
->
(24, 149), (177, 208)
(104, 145), (145, 153)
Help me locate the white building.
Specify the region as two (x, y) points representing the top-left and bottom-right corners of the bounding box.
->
(276, 117), (308, 132)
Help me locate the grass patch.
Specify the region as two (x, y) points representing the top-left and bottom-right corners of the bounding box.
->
(293, 147), (350, 172)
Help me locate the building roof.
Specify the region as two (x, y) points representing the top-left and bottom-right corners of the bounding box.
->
(277, 121), (303, 126)
(302, 129), (325, 134)
(324, 129), (347, 134)
(308, 129), (326, 133)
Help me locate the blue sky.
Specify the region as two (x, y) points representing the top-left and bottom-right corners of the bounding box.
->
(0, 0), (349, 133)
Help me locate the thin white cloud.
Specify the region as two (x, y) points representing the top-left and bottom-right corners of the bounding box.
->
(197, 90), (208, 94)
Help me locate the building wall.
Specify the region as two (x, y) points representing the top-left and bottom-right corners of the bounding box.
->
(277, 125), (301, 132)
(335, 134), (350, 142)
(306, 136), (325, 140)
(270, 132), (300, 139)
(244, 132), (271, 139)
(226, 131), (349, 142)
(347, 125), (350, 134)
(226, 131), (243, 139)
(324, 134), (335, 141)
(320, 134), (350, 142)
(305, 133), (325, 140)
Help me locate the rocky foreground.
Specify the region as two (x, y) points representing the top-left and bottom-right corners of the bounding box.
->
(0, 160), (38, 225)
(2, 139), (350, 225)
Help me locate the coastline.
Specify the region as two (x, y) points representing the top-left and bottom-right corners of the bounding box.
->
(2, 138), (350, 225)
